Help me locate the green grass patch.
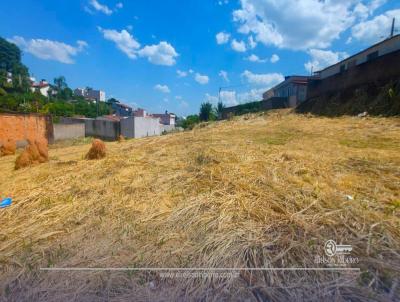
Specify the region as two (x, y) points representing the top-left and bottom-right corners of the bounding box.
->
(339, 136), (399, 150)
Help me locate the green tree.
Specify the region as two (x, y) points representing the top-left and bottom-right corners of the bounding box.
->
(199, 102), (215, 121)
(216, 101), (225, 119)
(59, 87), (73, 100)
(179, 115), (199, 130)
(53, 76), (67, 91)
(0, 37), (30, 91)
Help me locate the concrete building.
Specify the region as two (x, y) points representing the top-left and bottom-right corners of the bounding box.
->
(74, 87), (106, 102)
(133, 108), (147, 117)
(151, 111), (176, 126)
(108, 99), (133, 117)
(315, 34), (400, 79)
(263, 76), (311, 107)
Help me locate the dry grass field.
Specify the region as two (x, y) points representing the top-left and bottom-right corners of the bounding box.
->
(1, 110), (400, 301)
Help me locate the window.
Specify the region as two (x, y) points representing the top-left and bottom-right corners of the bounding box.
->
(340, 64), (346, 72)
(367, 51), (379, 61)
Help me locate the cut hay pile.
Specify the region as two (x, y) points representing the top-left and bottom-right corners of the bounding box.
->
(14, 140), (48, 170)
(0, 139), (16, 156)
(118, 134), (125, 142)
(0, 110), (400, 301)
(85, 139), (106, 160)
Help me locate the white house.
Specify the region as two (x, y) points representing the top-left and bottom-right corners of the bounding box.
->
(30, 79), (51, 97)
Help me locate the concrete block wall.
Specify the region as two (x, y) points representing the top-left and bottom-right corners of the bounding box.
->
(84, 119), (120, 141)
(160, 124), (176, 133)
(133, 116), (161, 138)
(53, 123), (85, 141)
(120, 117), (135, 138)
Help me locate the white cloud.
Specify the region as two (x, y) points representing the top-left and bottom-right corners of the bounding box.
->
(351, 9), (400, 45)
(98, 27), (178, 66)
(98, 27), (140, 59)
(116, 2), (123, 9)
(246, 54), (266, 63)
(231, 39), (247, 52)
(89, 0), (113, 15)
(154, 84), (170, 93)
(232, 0), (386, 50)
(237, 87), (266, 102)
(248, 36), (257, 49)
(206, 87), (265, 107)
(220, 90), (238, 106)
(216, 32), (231, 44)
(304, 49), (348, 73)
(8, 36), (87, 64)
(138, 41), (179, 66)
(175, 95), (182, 100)
(270, 54), (280, 63)
(219, 70), (229, 82)
(195, 73), (209, 85)
(205, 93), (219, 103)
(241, 70), (284, 87)
(177, 70), (188, 78)
(188, 69), (194, 74)
(354, 0), (387, 20)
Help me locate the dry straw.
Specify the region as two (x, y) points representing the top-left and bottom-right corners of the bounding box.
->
(14, 140), (48, 170)
(0, 110), (399, 301)
(0, 139), (16, 156)
(85, 139), (106, 160)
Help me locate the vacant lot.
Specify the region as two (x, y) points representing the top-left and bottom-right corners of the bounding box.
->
(1, 110), (400, 301)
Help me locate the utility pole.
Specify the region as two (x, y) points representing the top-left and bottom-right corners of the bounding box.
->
(390, 18), (395, 38)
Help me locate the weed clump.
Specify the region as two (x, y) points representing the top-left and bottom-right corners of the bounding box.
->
(85, 139), (106, 160)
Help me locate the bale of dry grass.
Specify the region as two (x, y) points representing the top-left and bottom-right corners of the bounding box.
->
(85, 139), (106, 160)
(118, 135), (125, 143)
(0, 139), (16, 156)
(35, 140), (48, 163)
(14, 140), (48, 170)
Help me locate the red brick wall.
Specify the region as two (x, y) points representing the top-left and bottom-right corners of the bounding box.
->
(0, 113), (54, 147)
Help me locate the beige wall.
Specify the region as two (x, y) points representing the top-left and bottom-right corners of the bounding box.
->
(53, 123), (85, 141)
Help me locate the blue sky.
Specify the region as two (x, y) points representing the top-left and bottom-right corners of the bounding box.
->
(1, 0), (399, 116)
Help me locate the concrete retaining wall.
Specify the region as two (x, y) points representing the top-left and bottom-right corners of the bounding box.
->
(120, 117), (135, 138)
(221, 97), (288, 119)
(0, 112), (53, 147)
(160, 124), (176, 133)
(84, 119), (120, 141)
(53, 123), (85, 141)
(55, 116), (162, 140)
